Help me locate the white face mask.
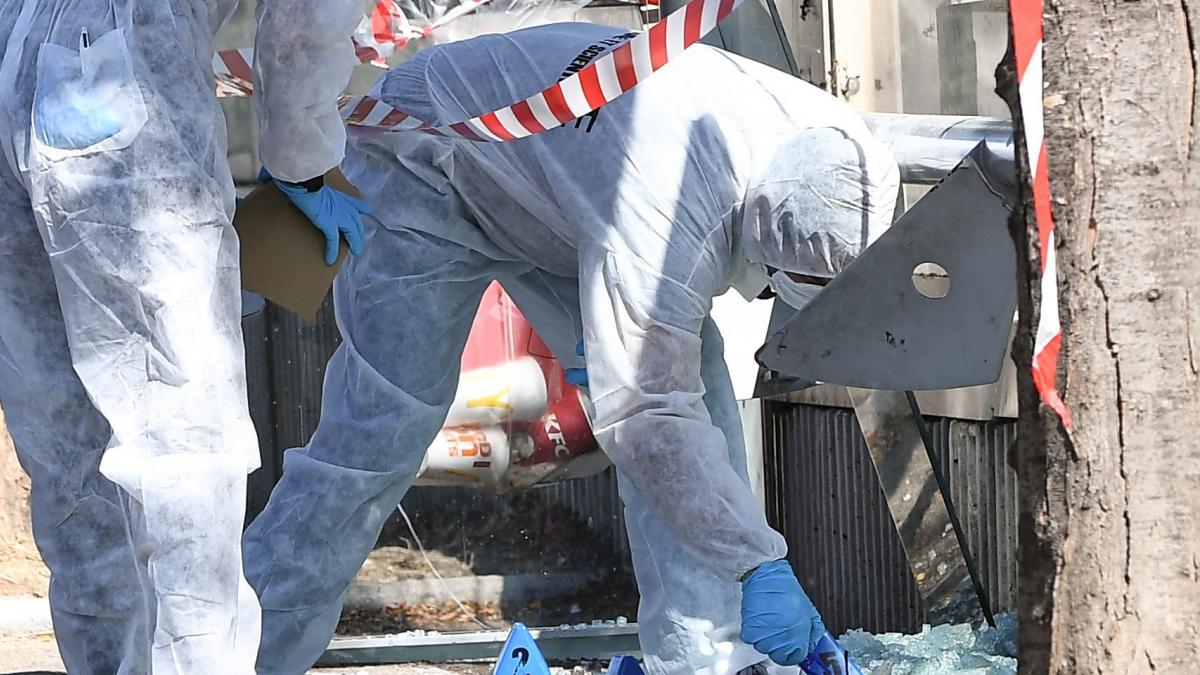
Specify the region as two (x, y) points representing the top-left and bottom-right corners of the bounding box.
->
(768, 271), (824, 311)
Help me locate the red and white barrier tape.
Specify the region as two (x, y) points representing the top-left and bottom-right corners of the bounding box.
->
(1010, 0), (1070, 427)
(340, 0), (738, 138)
(214, 0), (488, 95)
(216, 0), (736, 138)
(354, 0), (430, 67)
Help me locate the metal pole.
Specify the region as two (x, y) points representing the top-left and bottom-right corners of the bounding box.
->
(862, 113), (1015, 185)
(904, 391), (997, 628)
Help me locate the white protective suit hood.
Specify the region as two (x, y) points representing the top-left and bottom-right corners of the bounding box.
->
(739, 127), (899, 308)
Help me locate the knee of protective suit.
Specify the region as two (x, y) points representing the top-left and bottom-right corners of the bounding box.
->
(243, 452), (413, 611)
(36, 492), (143, 618)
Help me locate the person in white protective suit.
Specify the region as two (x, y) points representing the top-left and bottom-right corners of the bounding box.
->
(0, 0), (367, 672)
(243, 22), (899, 675)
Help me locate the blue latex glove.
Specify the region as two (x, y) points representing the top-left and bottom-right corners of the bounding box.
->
(565, 339), (588, 389)
(263, 169), (371, 265)
(741, 560), (827, 666)
(800, 632), (864, 675)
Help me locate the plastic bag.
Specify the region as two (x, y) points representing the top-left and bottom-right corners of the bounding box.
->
(33, 27), (147, 158)
(414, 282), (603, 492)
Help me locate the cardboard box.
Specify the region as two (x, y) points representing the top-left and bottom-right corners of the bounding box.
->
(233, 169), (362, 320)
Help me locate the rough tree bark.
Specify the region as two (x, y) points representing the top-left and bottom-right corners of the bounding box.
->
(1002, 1), (1200, 672)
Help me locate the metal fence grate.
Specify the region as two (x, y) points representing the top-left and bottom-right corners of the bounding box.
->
(762, 400), (1018, 634)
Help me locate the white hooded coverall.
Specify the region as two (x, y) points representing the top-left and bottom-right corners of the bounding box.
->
(243, 22), (899, 675)
(0, 0), (361, 672)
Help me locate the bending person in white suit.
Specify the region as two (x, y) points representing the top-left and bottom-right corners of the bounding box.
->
(244, 21), (898, 675)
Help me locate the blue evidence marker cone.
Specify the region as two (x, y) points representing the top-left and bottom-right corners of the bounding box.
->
(800, 632), (865, 675)
(607, 655), (645, 675)
(493, 623), (552, 675)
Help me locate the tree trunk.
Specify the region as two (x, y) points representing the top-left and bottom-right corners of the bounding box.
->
(1004, 1), (1200, 672)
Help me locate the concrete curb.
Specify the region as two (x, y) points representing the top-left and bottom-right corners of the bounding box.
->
(0, 573), (602, 636)
(345, 572), (601, 610)
(0, 596), (53, 638)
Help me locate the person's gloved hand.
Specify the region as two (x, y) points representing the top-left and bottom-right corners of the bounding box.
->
(261, 168), (371, 265)
(741, 560), (827, 666)
(565, 340), (588, 389)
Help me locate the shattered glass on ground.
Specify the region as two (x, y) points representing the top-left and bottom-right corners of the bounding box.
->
(838, 612), (1018, 675)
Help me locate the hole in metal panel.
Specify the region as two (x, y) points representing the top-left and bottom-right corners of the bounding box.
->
(912, 262), (950, 299)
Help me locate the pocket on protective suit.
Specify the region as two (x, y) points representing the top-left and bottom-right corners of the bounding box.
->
(31, 27), (147, 159)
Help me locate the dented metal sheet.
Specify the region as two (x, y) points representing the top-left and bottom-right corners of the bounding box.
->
(757, 143), (1018, 391)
